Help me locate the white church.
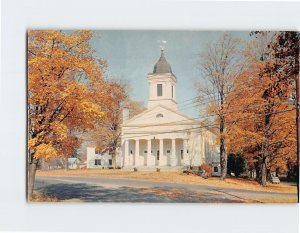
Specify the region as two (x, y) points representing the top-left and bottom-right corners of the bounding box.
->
(119, 49), (220, 173)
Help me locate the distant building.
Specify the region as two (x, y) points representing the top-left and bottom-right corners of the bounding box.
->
(68, 158), (80, 169)
(120, 49), (220, 173)
(87, 147), (113, 169)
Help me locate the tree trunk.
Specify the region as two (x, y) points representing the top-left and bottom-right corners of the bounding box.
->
(260, 158), (267, 186)
(255, 162), (260, 181)
(261, 102), (271, 186)
(28, 159), (38, 201)
(112, 154), (116, 168)
(220, 141), (227, 179)
(220, 117), (227, 180)
(275, 167), (279, 177)
(65, 158), (68, 170)
(267, 168), (271, 180)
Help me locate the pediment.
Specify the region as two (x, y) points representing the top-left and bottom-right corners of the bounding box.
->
(123, 104), (199, 127)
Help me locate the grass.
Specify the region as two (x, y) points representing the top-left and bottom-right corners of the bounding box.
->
(30, 192), (60, 202)
(36, 169), (297, 195)
(254, 198), (298, 203)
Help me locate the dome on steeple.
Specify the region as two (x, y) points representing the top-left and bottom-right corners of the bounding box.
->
(153, 50), (172, 74)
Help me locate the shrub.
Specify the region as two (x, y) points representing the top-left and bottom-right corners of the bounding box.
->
(133, 167), (138, 172)
(199, 163), (212, 177)
(156, 168), (160, 172)
(227, 153), (247, 177)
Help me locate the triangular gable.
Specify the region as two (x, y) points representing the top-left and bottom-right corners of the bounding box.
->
(123, 104), (199, 126)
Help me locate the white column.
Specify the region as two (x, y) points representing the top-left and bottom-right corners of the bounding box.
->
(124, 140), (129, 167)
(183, 139), (189, 166)
(135, 139), (140, 166)
(147, 139), (155, 166)
(159, 139), (164, 166)
(201, 133), (205, 163)
(170, 139), (177, 166)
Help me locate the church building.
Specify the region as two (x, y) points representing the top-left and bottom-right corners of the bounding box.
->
(121, 49), (220, 172)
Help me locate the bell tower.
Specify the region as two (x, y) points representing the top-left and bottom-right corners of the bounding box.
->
(147, 49), (177, 110)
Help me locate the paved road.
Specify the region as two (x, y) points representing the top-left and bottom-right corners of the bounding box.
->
(34, 176), (297, 203)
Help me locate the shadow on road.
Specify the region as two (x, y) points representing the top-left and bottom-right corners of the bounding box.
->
(34, 180), (243, 203)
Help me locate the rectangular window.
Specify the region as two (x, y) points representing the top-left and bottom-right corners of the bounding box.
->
(95, 159), (101, 165)
(214, 167), (218, 172)
(109, 159), (112, 166)
(157, 84), (162, 96)
(180, 150), (183, 160)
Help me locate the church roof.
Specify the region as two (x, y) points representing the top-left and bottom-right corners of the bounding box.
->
(153, 50), (172, 74)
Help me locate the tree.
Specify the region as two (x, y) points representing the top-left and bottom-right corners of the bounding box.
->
(125, 99), (145, 119)
(227, 153), (247, 177)
(225, 32), (297, 185)
(197, 34), (245, 180)
(27, 30), (107, 199)
(226, 64), (296, 185)
(87, 80), (145, 168)
(259, 31), (299, 185)
(87, 80), (127, 167)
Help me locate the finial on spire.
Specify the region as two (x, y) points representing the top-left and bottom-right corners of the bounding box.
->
(158, 40), (167, 52)
(153, 41), (172, 74)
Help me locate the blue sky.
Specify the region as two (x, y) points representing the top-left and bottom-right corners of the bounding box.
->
(90, 30), (252, 118)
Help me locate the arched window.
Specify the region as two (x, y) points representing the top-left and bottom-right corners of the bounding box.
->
(156, 113), (163, 118)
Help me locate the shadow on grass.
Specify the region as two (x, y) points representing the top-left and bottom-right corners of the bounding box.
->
(34, 180), (243, 203)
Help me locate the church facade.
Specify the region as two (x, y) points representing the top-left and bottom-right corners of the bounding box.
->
(120, 50), (220, 172)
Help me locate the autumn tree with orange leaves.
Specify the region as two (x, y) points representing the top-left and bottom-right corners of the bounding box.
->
(86, 80), (127, 168)
(87, 80), (145, 168)
(27, 30), (109, 199)
(225, 32), (298, 185)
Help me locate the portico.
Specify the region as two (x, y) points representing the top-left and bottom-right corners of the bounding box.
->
(123, 137), (188, 168)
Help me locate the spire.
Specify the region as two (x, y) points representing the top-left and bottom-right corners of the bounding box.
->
(153, 49), (172, 74)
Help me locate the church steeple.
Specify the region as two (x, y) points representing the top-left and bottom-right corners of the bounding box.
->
(147, 49), (177, 110)
(153, 49), (173, 74)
